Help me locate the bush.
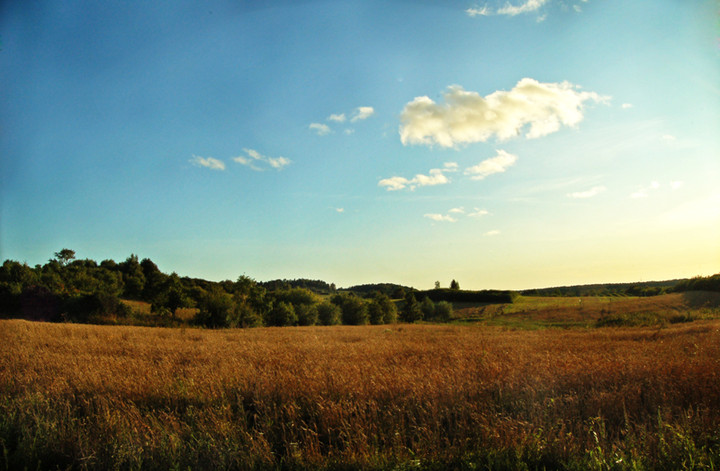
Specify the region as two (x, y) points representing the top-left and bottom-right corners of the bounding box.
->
(332, 293), (368, 325)
(265, 302), (297, 327)
(317, 301), (341, 326)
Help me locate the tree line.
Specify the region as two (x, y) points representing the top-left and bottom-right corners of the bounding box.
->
(0, 249), (458, 328)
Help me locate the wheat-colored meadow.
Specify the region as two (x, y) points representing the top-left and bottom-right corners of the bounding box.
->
(2, 318), (720, 470)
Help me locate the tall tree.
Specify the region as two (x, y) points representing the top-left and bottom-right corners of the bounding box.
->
(400, 292), (422, 323)
(54, 249), (76, 267)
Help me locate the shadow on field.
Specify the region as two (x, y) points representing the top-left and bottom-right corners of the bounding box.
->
(682, 291), (720, 308)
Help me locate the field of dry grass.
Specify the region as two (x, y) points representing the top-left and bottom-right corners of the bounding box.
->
(2, 311), (720, 469)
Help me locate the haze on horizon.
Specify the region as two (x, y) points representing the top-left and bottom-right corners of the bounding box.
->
(1, 0), (718, 291)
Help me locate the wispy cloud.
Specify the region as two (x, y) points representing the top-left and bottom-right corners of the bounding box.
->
(469, 208), (490, 217)
(351, 106), (375, 122)
(497, 0), (548, 16)
(312, 106), (375, 136)
(485, 230), (501, 236)
(379, 168), (451, 191)
(465, 6), (491, 16)
(309, 123), (331, 136)
(424, 213), (457, 223)
(621, 103), (633, 109)
(335, 207), (345, 213)
(191, 155), (226, 171)
(464, 150), (518, 180)
(424, 207), (491, 223)
(233, 148), (291, 171)
(400, 78), (607, 148)
(567, 185), (606, 199)
(630, 181), (660, 199)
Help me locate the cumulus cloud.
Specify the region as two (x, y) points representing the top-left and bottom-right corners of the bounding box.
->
(567, 185), (606, 199)
(191, 155), (226, 171)
(233, 148), (291, 171)
(379, 168), (450, 191)
(351, 106), (375, 122)
(443, 162), (459, 171)
(449, 207), (465, 214)
(424, 213), (457, 223)
(400, 78), (607, 148)
(464, 150), (518, 180)
(309, 123), (331, 136)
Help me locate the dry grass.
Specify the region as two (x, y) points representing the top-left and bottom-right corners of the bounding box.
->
(1, 319), (720, 469)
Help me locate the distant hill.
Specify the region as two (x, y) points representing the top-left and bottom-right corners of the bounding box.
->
(344, 283), (414, 298)
(521, 279), (684, 297)
(259, 278), (336, 294)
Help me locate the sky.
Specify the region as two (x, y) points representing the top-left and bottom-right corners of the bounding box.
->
(1, 0), (719, 290)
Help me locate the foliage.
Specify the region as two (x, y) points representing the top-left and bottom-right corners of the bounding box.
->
(317, 301), (341, 326)
(423, 288), (515, 304)
(367, 292), (397, 324)
(674, 273), (720, 293)
(332, 292), (369, 325)
(400, 291), (422, 323)
(344, 282), (412, 298)
(265, 301), (297, 327)
(194, 286), (234, 328)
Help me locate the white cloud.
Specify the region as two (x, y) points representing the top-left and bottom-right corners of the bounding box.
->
(234, 148), (291, 171)
(400, 78), (607, 148)
(379, 167), (451, 191)
(630, 181), (660, 199)
(328, 113), (346, 123)
(464, 150), (518, 180)
(466, 6), (491, 16)
(468, 209), (490, 217)
(497, 0), (548, 16)
(443, 162), (459, 172)
(351, 106), (375, 122)
(662, 134), (677, 142)
(424, 213), (457, 223)
(378, 176), (411, 191)
(191, 155), (226, 171)
(567, 185), (606, 199)
(485, 230), (501, 236)
(267, 156), (291, 169)
(449, 207), (465, 214)
(621, 103), (633, 109)
(309, 123), (331, 136)
(335, 208), (345, 213)
(671, 181), (684, 190)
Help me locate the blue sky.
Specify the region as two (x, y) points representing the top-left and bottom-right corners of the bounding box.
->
(2, 0), (718, 290)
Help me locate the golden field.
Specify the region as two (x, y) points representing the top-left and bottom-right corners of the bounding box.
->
(2, 311), (720, 469)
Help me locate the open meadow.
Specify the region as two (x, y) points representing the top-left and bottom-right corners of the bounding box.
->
(2, 295), (720, 470)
